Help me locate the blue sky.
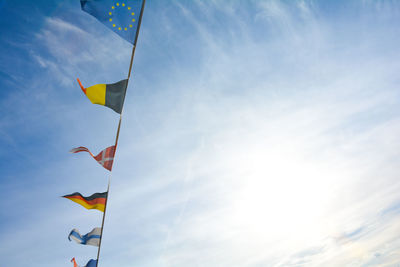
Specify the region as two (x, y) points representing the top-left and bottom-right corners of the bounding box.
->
(1, 0), (400, 266)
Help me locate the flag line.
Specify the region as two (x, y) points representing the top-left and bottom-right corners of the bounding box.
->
(95, 0), (147, 266)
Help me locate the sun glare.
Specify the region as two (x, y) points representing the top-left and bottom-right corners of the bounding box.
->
(221, 140), (336, 245)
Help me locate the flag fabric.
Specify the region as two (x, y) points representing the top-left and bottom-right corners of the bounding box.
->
(70, 146), (116, 171)
(63, 192), (107, 212)
(77, 78), (127, 114)
(71, 258), (97, 267)
(80, 0), (144, 44)
(85, 259), (98, 267)
(71, 258), (78, 267)
(69, 227), (101, 246)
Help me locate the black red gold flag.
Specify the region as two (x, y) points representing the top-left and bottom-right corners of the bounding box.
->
(63, 192), (107, 212)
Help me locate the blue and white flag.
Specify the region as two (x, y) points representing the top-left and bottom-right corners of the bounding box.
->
(68, 227), (101, 247)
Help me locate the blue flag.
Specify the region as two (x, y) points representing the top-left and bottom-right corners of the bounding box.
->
(71, 258), (97, 267)
(85, 259), (98, 267)
(80, 0), (144, 44)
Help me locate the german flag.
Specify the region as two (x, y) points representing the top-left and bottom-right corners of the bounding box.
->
(77, 78), (127, 114)
(63, 192), (107, 212)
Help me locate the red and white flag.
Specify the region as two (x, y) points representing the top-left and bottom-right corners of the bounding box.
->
(70, 145), (116, 171)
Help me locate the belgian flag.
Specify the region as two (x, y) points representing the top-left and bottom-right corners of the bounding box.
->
(77, 78), (128, 114)
(63, 192), (107, 212)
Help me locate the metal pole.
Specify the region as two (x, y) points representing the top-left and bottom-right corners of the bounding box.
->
(95, 180), (110, 265)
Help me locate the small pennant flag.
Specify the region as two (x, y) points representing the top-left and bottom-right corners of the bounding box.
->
(80, 0), (144, 44)
(70, 146), (116, 171)
(77, 78), (127, 114)
(71, 258), (78, 267)
(85, 259), (98, 267)
(69, 227), (101, 247)
(63, 192), (107, 212)
(71, 258), (97, 267)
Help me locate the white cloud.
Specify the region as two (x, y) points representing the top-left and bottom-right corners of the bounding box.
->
(98, 1), (400, 266)
(2, 1), (400, 267)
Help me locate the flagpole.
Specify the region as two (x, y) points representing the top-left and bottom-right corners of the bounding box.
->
(95, 1), (146, 266)
(96, 180), (110, 265)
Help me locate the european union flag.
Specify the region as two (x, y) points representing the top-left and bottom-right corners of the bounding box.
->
(80, 0), (144, 44)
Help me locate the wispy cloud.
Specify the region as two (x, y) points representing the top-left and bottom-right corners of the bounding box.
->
(100, 1), (400, 266)
(1, 1), (400, 267)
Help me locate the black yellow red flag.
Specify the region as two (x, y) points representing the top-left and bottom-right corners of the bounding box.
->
(63, 192), (107, 212)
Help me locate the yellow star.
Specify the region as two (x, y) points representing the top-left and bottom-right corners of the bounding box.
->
(131, 12), (135, 16)
(112, 6), (115, 9)
(116, 3), (119, 6)
(113, 24), (116, 27)
(122, 3), (125, 6)
(132, 18), (135, 22)
(124, 27), (127, 31)
(109, 12), (112, 15)
(118, 27), (121, 30)
(128, 7), (131, 10)
(109, 18), (112, 21)
(129, 24), (133, 28)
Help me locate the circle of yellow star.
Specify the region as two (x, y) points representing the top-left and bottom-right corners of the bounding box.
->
(109, 3), (136, 32)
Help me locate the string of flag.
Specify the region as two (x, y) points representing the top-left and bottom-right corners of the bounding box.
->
(62, 1), (146, 266)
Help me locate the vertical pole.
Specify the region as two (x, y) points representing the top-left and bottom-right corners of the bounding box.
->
(95, 0), (146, 266)
(95, 180), (110, 265)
